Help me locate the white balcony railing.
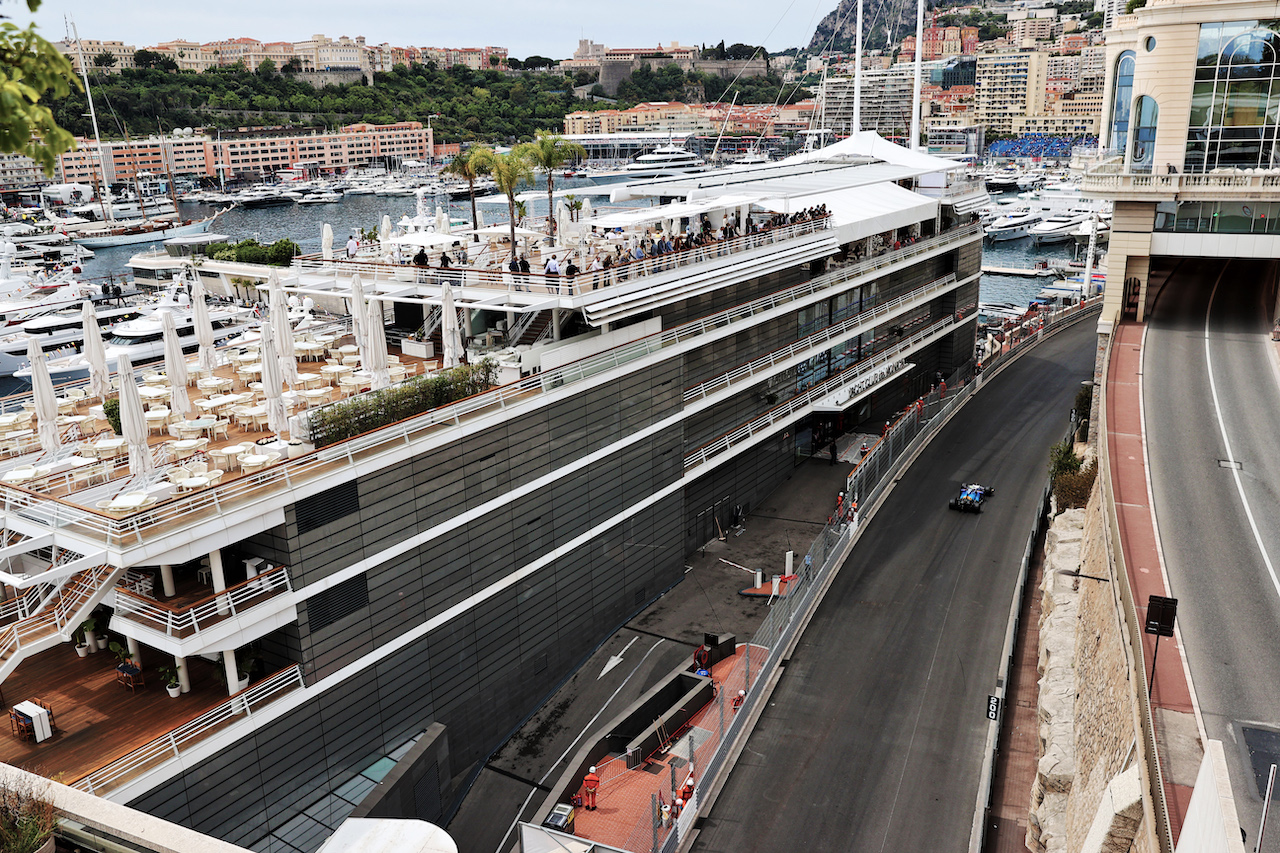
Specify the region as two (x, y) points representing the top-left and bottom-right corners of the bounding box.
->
(290, 216), (833, 298)
(71, 664), (306, 796)
(1082, 169), (1280, 196)
(113, 565), (293, 638)
(684, 274), (959, 404)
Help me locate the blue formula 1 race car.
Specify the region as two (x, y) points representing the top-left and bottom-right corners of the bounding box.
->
(948, 483), (994, 513)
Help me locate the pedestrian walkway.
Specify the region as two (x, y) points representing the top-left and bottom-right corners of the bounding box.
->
(1106, 320), (1194, 840)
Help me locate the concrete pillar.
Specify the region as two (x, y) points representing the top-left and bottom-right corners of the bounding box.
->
(175, 654), (191, 693)
(1130, 255), (1152, 323)
(223, 648), (240, 696)
(159, 564), (175, 598)
(126, 636), (141, 666)
(210, 549), (229, 615)
(552, 308), (562, 342)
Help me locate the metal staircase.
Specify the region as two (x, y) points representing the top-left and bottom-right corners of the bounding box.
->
(0, 559), (122, 685)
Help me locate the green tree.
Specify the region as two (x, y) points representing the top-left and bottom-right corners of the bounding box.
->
(442, 145), (495, 232)
(93, 51), (116, 68)
(281, 56), (302, 74)
(514, 130), (585, 239)
(257, 58), (276, 77)
(489, 150), (535, 253)
(0, 1), (81, 176)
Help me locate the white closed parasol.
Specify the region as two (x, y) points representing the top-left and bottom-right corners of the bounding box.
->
(160, 310), (191, 419)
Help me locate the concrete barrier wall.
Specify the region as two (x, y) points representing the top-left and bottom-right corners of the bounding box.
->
(1174, 741), (1247, 853)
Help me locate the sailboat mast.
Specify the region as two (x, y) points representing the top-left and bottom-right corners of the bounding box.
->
(120, 124), (151, 221)
(910, 0), (924, 150)
(70, 17), (113, 223)
(854, 0), (863, 133)
(711, 93), (738, 162)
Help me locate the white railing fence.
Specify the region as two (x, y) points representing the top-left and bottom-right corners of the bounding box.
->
(72, 664), (306, 796)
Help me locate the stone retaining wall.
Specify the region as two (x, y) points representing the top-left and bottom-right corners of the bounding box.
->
(1027, 483), (1157, 853)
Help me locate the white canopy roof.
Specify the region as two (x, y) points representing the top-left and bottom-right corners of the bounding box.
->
(758, 181), (937, 244)
(785, 130), (966, 173)
(590, 194), (760, 229)
(475, 186), (615, 204)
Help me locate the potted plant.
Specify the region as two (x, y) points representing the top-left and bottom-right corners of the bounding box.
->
(0, 775), (56, 853)
(102, 398), (122, 435)
(157, 664), (182, 698)
(72, 621), (91, 657)
(215, 652), (253, 694)
(108, 640), (137, 673)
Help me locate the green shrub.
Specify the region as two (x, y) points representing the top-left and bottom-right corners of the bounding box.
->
(309, 359), (499, 447)
(267, 239), (300, 265)
(1073, 384), (1092, 419)
(1048, 440), (1081, 480)
(234, 242), (269, 265)
(103, 397), (122, 434)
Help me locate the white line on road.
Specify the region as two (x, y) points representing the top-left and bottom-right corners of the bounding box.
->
(1204, 268), (1280, 599)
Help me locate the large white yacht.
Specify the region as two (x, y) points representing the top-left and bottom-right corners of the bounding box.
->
(984, 210), (1043, 241)
(1028, 211), (1092, 245)
(16, 291), (255, 381)
(0, 303), (146, 375)
(623, 144), (707, 176)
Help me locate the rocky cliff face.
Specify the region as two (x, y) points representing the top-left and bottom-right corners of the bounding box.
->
(808, 0), (919, 52)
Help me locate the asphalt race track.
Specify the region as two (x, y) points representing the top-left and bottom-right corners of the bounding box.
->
(691, 319), (1097, 853)
(1143, 258), (1280, 851)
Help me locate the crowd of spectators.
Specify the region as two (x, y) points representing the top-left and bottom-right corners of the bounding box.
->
(986, 135), (1099, 159)
(401, 207), (832, 295)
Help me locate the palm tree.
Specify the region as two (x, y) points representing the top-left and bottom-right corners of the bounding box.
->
(489, 151), (535, 254)
(514, 131), (586, 239)
(441, 145), (495, 233)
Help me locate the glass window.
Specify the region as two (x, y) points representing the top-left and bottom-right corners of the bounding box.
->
(1132, 96), (1159, 172)
(1190, 81), (1216, 126)
(1111, 51), (1136, 157)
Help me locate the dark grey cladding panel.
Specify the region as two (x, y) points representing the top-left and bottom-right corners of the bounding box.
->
(127, 496), (687, 849)
(294, 481), (360, 536)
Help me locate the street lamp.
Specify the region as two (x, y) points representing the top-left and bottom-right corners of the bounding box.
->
(426, 114), (442, 170)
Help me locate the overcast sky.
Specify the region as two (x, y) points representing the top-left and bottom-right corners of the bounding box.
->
(10, 0), (828, 60)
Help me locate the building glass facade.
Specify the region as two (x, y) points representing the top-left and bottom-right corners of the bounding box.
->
(1154, 199), (1280, 233)
(1186, 20), (1280, 171)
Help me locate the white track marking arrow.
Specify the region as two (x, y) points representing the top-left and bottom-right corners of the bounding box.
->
(598, 636), (640, 679)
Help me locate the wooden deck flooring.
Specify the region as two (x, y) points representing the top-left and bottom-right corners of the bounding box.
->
(0, 643), (228, 782)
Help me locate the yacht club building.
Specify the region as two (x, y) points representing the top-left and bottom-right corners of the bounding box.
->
(0, 135), (985, 851)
